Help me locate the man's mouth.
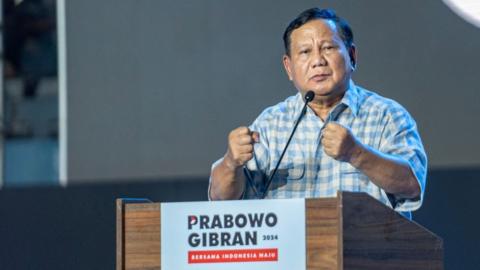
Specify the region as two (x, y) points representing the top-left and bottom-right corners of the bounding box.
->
(310, 74), (330, 82)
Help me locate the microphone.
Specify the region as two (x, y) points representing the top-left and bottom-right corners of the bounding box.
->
(261, 91), (315, 198)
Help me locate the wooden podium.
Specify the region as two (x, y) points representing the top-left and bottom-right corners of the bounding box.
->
(116, 192), (443, 270)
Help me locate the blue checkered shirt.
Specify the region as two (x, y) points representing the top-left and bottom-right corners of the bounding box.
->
(228, 81), (427, 217)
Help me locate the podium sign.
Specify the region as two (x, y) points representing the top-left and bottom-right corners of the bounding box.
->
(161, 199), (306, 270)
(117, 192), (444, 270)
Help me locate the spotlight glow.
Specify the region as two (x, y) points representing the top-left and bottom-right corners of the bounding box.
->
(443, 0), (480, 28)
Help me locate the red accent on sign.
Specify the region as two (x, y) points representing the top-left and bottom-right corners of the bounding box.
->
(188, 248), (278, 264)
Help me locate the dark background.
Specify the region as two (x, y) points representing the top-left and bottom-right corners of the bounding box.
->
(62, 0), (480, 181)
(2, 0), (480, 269)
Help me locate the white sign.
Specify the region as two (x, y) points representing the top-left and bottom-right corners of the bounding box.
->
(161, 199), (306, 270)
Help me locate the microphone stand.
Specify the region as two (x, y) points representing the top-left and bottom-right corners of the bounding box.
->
(261, 91), (314, 198)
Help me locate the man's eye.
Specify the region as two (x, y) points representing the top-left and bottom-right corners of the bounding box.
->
(323, 45), (335, 50)
(300, 49), (310, 54)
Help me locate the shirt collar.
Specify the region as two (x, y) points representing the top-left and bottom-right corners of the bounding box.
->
(339, 80), (361, 117)
(294, 80), (361, 119)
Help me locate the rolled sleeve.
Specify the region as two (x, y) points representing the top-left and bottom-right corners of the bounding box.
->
(379, 106), (427, 212)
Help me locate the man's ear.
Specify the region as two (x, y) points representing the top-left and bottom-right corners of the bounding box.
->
(348, 44), (357, 70)
(283, 54), (293, 81)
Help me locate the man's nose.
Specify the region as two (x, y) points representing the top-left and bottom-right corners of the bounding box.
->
(311, 49), (327, 68)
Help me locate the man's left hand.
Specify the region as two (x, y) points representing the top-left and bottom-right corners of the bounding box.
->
(321, 122), (361, 163)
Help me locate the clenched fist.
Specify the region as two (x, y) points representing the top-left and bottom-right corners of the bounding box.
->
(321, 122), (360, 162)
(224, 126), (260, 169)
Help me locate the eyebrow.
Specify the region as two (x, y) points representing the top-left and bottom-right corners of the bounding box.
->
(294, 39), (336, 48)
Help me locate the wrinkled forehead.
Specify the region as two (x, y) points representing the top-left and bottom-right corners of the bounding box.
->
(291, 19), (341, 43)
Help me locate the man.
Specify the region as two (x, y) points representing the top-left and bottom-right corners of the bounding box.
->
(209, 8), (426, 218)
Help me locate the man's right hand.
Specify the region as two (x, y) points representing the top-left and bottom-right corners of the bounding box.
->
(223, 127), (260, 170)
(210, 126), (259, 200)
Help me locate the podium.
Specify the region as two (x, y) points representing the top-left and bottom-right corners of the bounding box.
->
(116, 192), (443, 270)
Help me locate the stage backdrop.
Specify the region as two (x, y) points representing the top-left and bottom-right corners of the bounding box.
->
(58, 0), (480, 184)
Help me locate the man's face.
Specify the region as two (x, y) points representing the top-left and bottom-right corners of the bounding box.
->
(283, 19), (356, 101)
